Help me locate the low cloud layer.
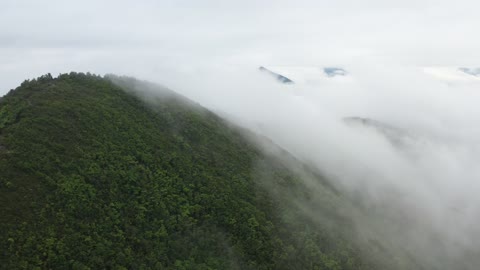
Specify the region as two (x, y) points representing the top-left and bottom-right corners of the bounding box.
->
(160, 66), (480, 268)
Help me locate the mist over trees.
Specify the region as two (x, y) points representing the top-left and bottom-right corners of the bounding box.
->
(1, 73), (391, 269)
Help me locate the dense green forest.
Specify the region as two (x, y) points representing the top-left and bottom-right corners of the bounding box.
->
(0, 73), (391, 269)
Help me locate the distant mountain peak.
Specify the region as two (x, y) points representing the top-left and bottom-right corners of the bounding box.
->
(423, 66), (480, 82)
(259, 66), (350, 85)
(258, 66), (294, 84)
(459, 67), (480, 77)
(323, 67), (347, 77)
(343, 116), (413, 146)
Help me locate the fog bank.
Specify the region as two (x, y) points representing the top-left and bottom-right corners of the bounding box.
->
(158, 65), (480, 269)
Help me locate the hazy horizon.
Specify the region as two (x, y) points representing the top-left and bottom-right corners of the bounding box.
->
(2, 0), (480, 93)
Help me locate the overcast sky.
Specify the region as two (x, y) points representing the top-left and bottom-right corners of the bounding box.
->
(1, 0), (480, 94)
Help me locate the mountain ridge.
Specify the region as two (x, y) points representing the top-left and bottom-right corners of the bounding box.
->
(0, 72), (381, 269)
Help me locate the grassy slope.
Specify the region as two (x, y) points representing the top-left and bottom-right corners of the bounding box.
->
(0, 73), (376, 269)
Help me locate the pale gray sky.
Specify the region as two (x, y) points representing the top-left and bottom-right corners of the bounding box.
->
(1, 0), (480, 94)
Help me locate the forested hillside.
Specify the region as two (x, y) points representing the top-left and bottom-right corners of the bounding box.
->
(0, 73), (382, 269)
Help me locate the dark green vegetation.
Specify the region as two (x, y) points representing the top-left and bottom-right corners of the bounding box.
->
(1, 73), (381, 269)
